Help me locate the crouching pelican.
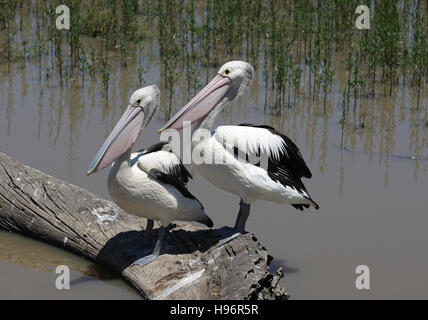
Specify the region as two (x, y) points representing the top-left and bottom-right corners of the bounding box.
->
(87, 85), (213, 266)
(159, 61), (318, 243)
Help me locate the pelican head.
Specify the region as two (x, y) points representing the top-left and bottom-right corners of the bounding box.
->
(158, 61), (254, 132)
(87, 85), (160, 176)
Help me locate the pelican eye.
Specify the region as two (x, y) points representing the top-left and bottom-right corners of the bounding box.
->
(136, 98), (142, 105)
(224, 69), (231, 75)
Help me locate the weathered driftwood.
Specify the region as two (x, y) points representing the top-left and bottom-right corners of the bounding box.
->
(0, 151), (287, 300)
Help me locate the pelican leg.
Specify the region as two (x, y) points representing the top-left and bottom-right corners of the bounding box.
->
(125, 219), (155, 257)
(143, 219), (154, 242)
(216, 199), (251, 246)
(132, 226), (166, 267)
(234, 200), (251, 233)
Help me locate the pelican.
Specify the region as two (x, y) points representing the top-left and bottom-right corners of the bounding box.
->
(159, 61), (318, 243)
(87, 85), (213, 266)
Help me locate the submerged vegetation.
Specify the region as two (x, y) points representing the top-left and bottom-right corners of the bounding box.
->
(0, 0), (427, 140)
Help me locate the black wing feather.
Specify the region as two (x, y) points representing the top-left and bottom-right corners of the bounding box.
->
(168, 163), (193, 184)
(238, 124), (319, 211)
(148, 169), (202, 206)
(137, 141), (192, 184)
(134, 142), (198, 202)
(137, 141), (169, 154)
(238, 123), (312, 179)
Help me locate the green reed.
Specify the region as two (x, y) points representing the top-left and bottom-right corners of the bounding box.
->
(101, 53), (111, 98)
(0, 0), (18, 72)
(410, 5), (428, 110)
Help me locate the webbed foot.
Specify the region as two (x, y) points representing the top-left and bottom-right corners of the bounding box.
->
(212, 226), (244, 246)
(131, 253), (159, 267)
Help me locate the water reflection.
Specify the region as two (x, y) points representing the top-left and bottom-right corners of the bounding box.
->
(0, 231), (139, 299)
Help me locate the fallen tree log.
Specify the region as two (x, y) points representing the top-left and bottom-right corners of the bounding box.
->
(0, 151), (287, 300)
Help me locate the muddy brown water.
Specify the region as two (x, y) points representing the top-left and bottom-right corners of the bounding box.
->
(0, 22), (427, 300)
(0, 231), (139, 299)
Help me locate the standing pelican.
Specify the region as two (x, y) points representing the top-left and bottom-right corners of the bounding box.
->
(87, 85), (213, 266)
(159, 61), (318, 243)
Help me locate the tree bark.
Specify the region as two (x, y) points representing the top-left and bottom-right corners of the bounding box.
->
(0, 151), (287, 300)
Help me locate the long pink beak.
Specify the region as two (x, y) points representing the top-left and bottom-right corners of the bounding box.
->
(158, 74), (231, 132)
(87, 105), (144, 175)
